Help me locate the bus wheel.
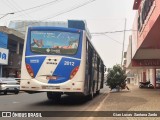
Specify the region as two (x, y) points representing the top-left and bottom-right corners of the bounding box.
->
(47, 92), (61, 102)
(4, 91), (7, 95)
(15, 91), (19, 94)
(87, 88), (94, 100)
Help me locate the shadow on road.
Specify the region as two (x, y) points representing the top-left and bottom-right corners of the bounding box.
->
(30, 93), (101, 107)
(0, 93), (18, 96)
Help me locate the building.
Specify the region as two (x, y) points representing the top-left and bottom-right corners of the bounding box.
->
(8, 20), (68, 34)
(126, 0), (160, 88)
(0, 26), (24, 78)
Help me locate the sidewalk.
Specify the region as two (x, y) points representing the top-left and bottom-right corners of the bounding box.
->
(95, 84), (160, 120)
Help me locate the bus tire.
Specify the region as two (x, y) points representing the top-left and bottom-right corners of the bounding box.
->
(4, 91), (7, 95)
(47, 92), (61, 102)
(87, 87), (94, 100)
(15, 91), (19, 94)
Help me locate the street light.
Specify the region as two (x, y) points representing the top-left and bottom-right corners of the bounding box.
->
(0, 12), (14, 20)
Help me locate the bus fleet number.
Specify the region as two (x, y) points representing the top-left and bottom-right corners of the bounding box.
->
(64, 61), (75, 66)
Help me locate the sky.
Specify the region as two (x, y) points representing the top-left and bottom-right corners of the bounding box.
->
(0, 0), (136, 68)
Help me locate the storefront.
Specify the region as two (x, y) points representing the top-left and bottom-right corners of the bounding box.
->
(0, 26), (24, 78)
(126, 0), (160, 88)
(0, 48), (9, 77)
(0, 32), (8, 77)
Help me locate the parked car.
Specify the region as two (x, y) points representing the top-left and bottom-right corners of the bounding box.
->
(0, 78), (20, 95)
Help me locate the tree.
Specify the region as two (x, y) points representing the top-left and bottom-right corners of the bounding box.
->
(106, 64), (127, 90)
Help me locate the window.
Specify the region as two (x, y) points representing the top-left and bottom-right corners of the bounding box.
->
(30, 31), (80, 55)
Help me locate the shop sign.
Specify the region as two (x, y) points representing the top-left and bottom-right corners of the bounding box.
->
(0, 32), (8, 49)
(0, 48), (9, 65)
(132, 59), (160, 67)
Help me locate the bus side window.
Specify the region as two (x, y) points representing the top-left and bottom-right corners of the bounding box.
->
(92, 51), (94, 68)
(94, 53), (97, 70)
(86, 38), (88, 52)
(88, 43), (93, 74)
(99, 60), (102, 73)
(86, 39), (88, 64)
(97, 57), (100, 72)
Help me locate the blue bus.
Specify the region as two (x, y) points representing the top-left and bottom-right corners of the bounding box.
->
(20, 20), (106, 101)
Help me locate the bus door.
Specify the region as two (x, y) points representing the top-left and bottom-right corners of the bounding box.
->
(88, 43), (93, 93)
(96, 57), (100, 90)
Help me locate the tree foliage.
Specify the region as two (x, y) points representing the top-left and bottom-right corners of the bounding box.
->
(106, 64), (127, 89)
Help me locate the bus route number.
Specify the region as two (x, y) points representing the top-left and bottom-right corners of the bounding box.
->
(64, 61), (75, 66)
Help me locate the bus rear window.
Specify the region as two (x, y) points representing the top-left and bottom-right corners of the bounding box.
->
(30, 31), (80, 55)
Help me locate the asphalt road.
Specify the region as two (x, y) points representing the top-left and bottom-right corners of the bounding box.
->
(0, 85), (109, 119)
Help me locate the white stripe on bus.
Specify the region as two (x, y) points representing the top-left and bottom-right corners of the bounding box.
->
(25, 55), (81, 60)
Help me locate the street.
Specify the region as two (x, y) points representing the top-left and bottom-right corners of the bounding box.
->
(1, 84), (160, 120)
(0, 85), (109, 119)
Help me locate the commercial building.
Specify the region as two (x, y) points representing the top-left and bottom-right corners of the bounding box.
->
(126, 0), (160, 88)
(8, 20), (68, 34)
(0, 26), (24, 77)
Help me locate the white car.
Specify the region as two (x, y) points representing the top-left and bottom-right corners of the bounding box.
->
(0, 78), (20, 95)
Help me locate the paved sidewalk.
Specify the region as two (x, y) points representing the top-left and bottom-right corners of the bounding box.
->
(93, 84), (160, 120)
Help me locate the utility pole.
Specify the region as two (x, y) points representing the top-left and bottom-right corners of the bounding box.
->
(121, 18), (127, 67)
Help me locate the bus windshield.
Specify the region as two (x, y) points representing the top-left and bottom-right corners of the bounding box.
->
(30, 31), (80, 55)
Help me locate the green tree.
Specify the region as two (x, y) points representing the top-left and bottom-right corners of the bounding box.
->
(106, 64), (127, 90)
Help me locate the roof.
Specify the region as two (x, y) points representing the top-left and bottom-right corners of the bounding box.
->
(0, 26), (25, 41)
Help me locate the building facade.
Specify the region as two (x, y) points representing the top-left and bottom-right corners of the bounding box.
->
(8, 20), (68, 34)
(0, 26), (24, 78)
(126, 0), (160, 88)
(0, 32), (8, 76)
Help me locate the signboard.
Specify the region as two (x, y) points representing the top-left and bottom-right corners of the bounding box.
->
(132, 59), (160, 67)
(0, 48), (9, 65)
(0, 32), (8, 48)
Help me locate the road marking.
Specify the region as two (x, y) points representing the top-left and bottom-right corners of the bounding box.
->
(94, 93), (110, 111)
(87, 91), (110, 120)
(12, 101), (19, 104)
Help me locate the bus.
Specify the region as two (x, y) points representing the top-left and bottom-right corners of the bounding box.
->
(20, 20), (106, 101)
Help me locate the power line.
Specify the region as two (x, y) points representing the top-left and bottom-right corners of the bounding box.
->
(1, 0), (64, 26)
(42, 0), (96, 20)
(2, 0), (32, 23)
(13, 0), (96, 30)
(9, 0), (33, 19)
(92, 34), (123, 45)
(91, 29), (137, 34)
(0, 0), (62, 15)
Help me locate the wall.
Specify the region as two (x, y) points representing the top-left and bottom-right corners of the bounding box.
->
(137, 0), (160, 48)
(0, 32), (8, 48)
(132, 11), (138, 58)
(126, 36), (132, 68)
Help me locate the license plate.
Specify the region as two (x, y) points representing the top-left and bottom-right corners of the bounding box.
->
(46, 76), (57, 80)
(50, 76), (57, 79)
(42, 86), (59, 89)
